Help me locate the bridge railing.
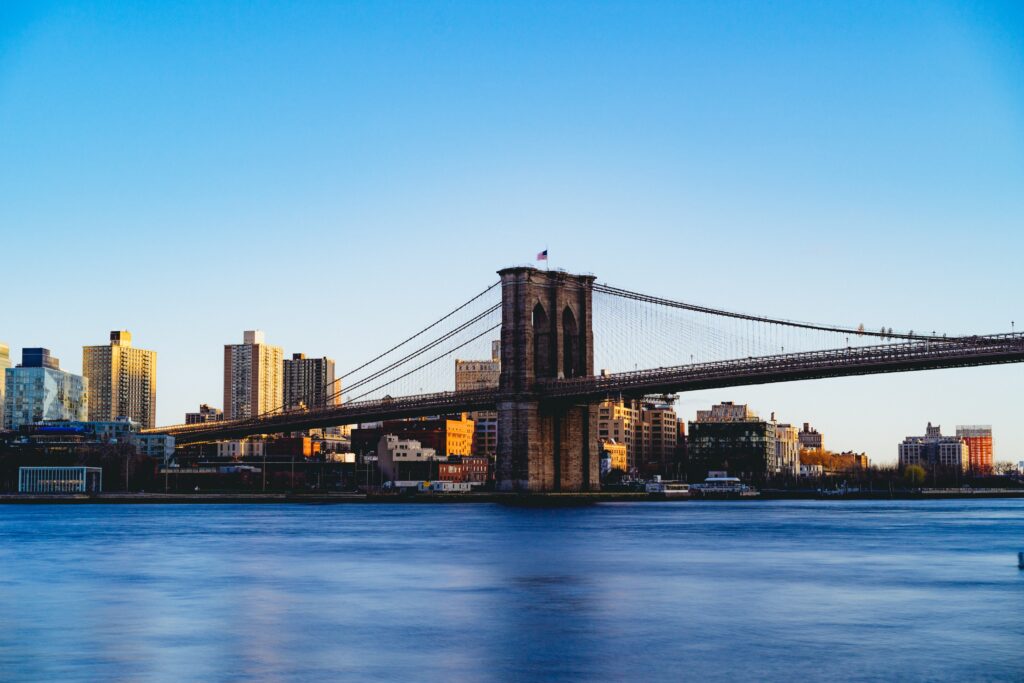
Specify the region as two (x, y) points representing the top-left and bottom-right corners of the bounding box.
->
(539, 333), (1024, 398)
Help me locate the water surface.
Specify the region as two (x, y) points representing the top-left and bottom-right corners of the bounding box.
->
(1, 500), (1022, 682)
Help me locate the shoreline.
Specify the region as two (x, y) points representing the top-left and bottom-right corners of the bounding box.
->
(1, 489), (1023, 505)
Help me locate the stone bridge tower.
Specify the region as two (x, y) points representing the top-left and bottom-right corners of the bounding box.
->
(496, 267), (599, 492)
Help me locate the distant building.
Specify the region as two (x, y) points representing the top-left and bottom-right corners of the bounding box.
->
(436, 455), (489, 483)
(0, 341), (11, 429)
(454, 341), (501, 390)
(898, 423), (969, 471)
(352, 415), (475, 457)
(3, 349), (88, 431)
(456, 341), (500, 457)
(798, 422), (823, 450)
(956, 425), (993, 473)
(283, 353), (338, 410)
(598, 399), (638, 469)
(636, 401), (679, 475)
(19, 466), (102, 494)
(775, 422), (800, 478)
(377, 434), (441, 481)
(223, 330), (283, 420)
(695, 401), (758, 423)
(82, 330), (157, 428)
(600, 439), (628, 472)
(129, 434), (175, 463)
(185, 404), (224, 424)
(217, 439), (265, 459)
(688, 402), (779, 483)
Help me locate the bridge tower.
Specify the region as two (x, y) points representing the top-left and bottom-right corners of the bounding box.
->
(496, 267), (599, 492)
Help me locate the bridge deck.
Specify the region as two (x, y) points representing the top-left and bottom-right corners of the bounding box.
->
(147, 334), (1024, 444)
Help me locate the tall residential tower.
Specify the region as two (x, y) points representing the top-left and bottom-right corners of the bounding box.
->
(283, 353), (339, 410)
(83, 330), (157, 428)
(223, 331), (283, 420)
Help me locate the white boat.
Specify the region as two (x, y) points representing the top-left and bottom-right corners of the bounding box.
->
(692, 475), (757, 496)
(645, 476), (691, 497)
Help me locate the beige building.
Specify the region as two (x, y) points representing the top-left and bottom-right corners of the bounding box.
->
(774, 422), (800, 477)
(598, 397), (680, 473)
(598, 398), (638, 468)
(83, 331), (157, 428)
(224, 330), (283, 420)
(455, 340), (500, 456)
(0, 342), (10, 428)
(695, 401), (758, 423)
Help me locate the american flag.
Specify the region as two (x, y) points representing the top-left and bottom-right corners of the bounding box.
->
(536, 249), (548, 261)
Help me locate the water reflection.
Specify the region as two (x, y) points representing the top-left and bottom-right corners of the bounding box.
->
(0, 501), (1022, 681)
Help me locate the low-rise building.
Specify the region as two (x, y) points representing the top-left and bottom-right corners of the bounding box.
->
(217, 439), (265, 459)
(3, 349), (88, 431)
(129, 434), (176, 463)
(436, 455), (489, 483)
(19, 466), (103, 494)
(377, 434), (441, 481)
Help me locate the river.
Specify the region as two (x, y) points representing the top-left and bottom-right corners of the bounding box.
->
(1, 500), (1022, 682)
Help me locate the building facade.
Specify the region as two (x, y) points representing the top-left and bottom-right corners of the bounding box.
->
(3, 349), (88, 431)
(0, 341), (11, 429)
(83, 330), (157, 428)
(377, 434), (440, 481)
(455, 341), (500, 457)
(599, 439), (628, 472)
(775, 423), (801, 478)
(798, 422), (824, 450)
(283, 353), (338, 410)
(688, 402), (779, 483)
(898, 423), (969, 471)
(598, 399), (638, 469)
(19, 466), (102, 494)
(223, 330), (283, 420)
(185, 403), (224, 424)
(956, 425), (993, 473)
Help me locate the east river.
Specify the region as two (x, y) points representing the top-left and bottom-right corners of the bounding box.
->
(1, 500), (1022, 682)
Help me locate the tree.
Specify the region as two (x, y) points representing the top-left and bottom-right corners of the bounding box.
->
(904, 464), (926, 487)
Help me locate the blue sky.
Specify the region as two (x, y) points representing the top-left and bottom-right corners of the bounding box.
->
(2, 1), (1023, 463)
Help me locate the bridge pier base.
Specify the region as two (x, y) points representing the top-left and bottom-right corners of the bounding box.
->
(495, 267), (599, 492)
(497, 400), (597, 492)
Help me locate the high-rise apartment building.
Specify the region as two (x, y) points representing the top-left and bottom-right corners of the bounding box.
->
(223, 330), (283, 420)
(3, 348), (88, 430)
(956, 425), (993, 473)
(83, 330), (157, 428)
(283, 353), (339, 410)
(185, 403), (224, 424)
(0, 342), (11, 429)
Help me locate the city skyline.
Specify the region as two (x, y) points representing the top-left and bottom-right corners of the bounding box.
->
(3, 2), (1023, 463)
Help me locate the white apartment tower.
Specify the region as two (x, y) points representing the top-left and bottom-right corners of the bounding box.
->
(223, 330), (283, 420)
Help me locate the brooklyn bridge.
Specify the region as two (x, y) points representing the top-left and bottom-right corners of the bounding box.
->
(144, 267), (1024, 491)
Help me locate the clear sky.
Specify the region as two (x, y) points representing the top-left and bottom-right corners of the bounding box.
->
(2, 1), (1023, 464)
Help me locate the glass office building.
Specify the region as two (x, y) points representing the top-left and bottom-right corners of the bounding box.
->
(3, 348), (88, 430)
